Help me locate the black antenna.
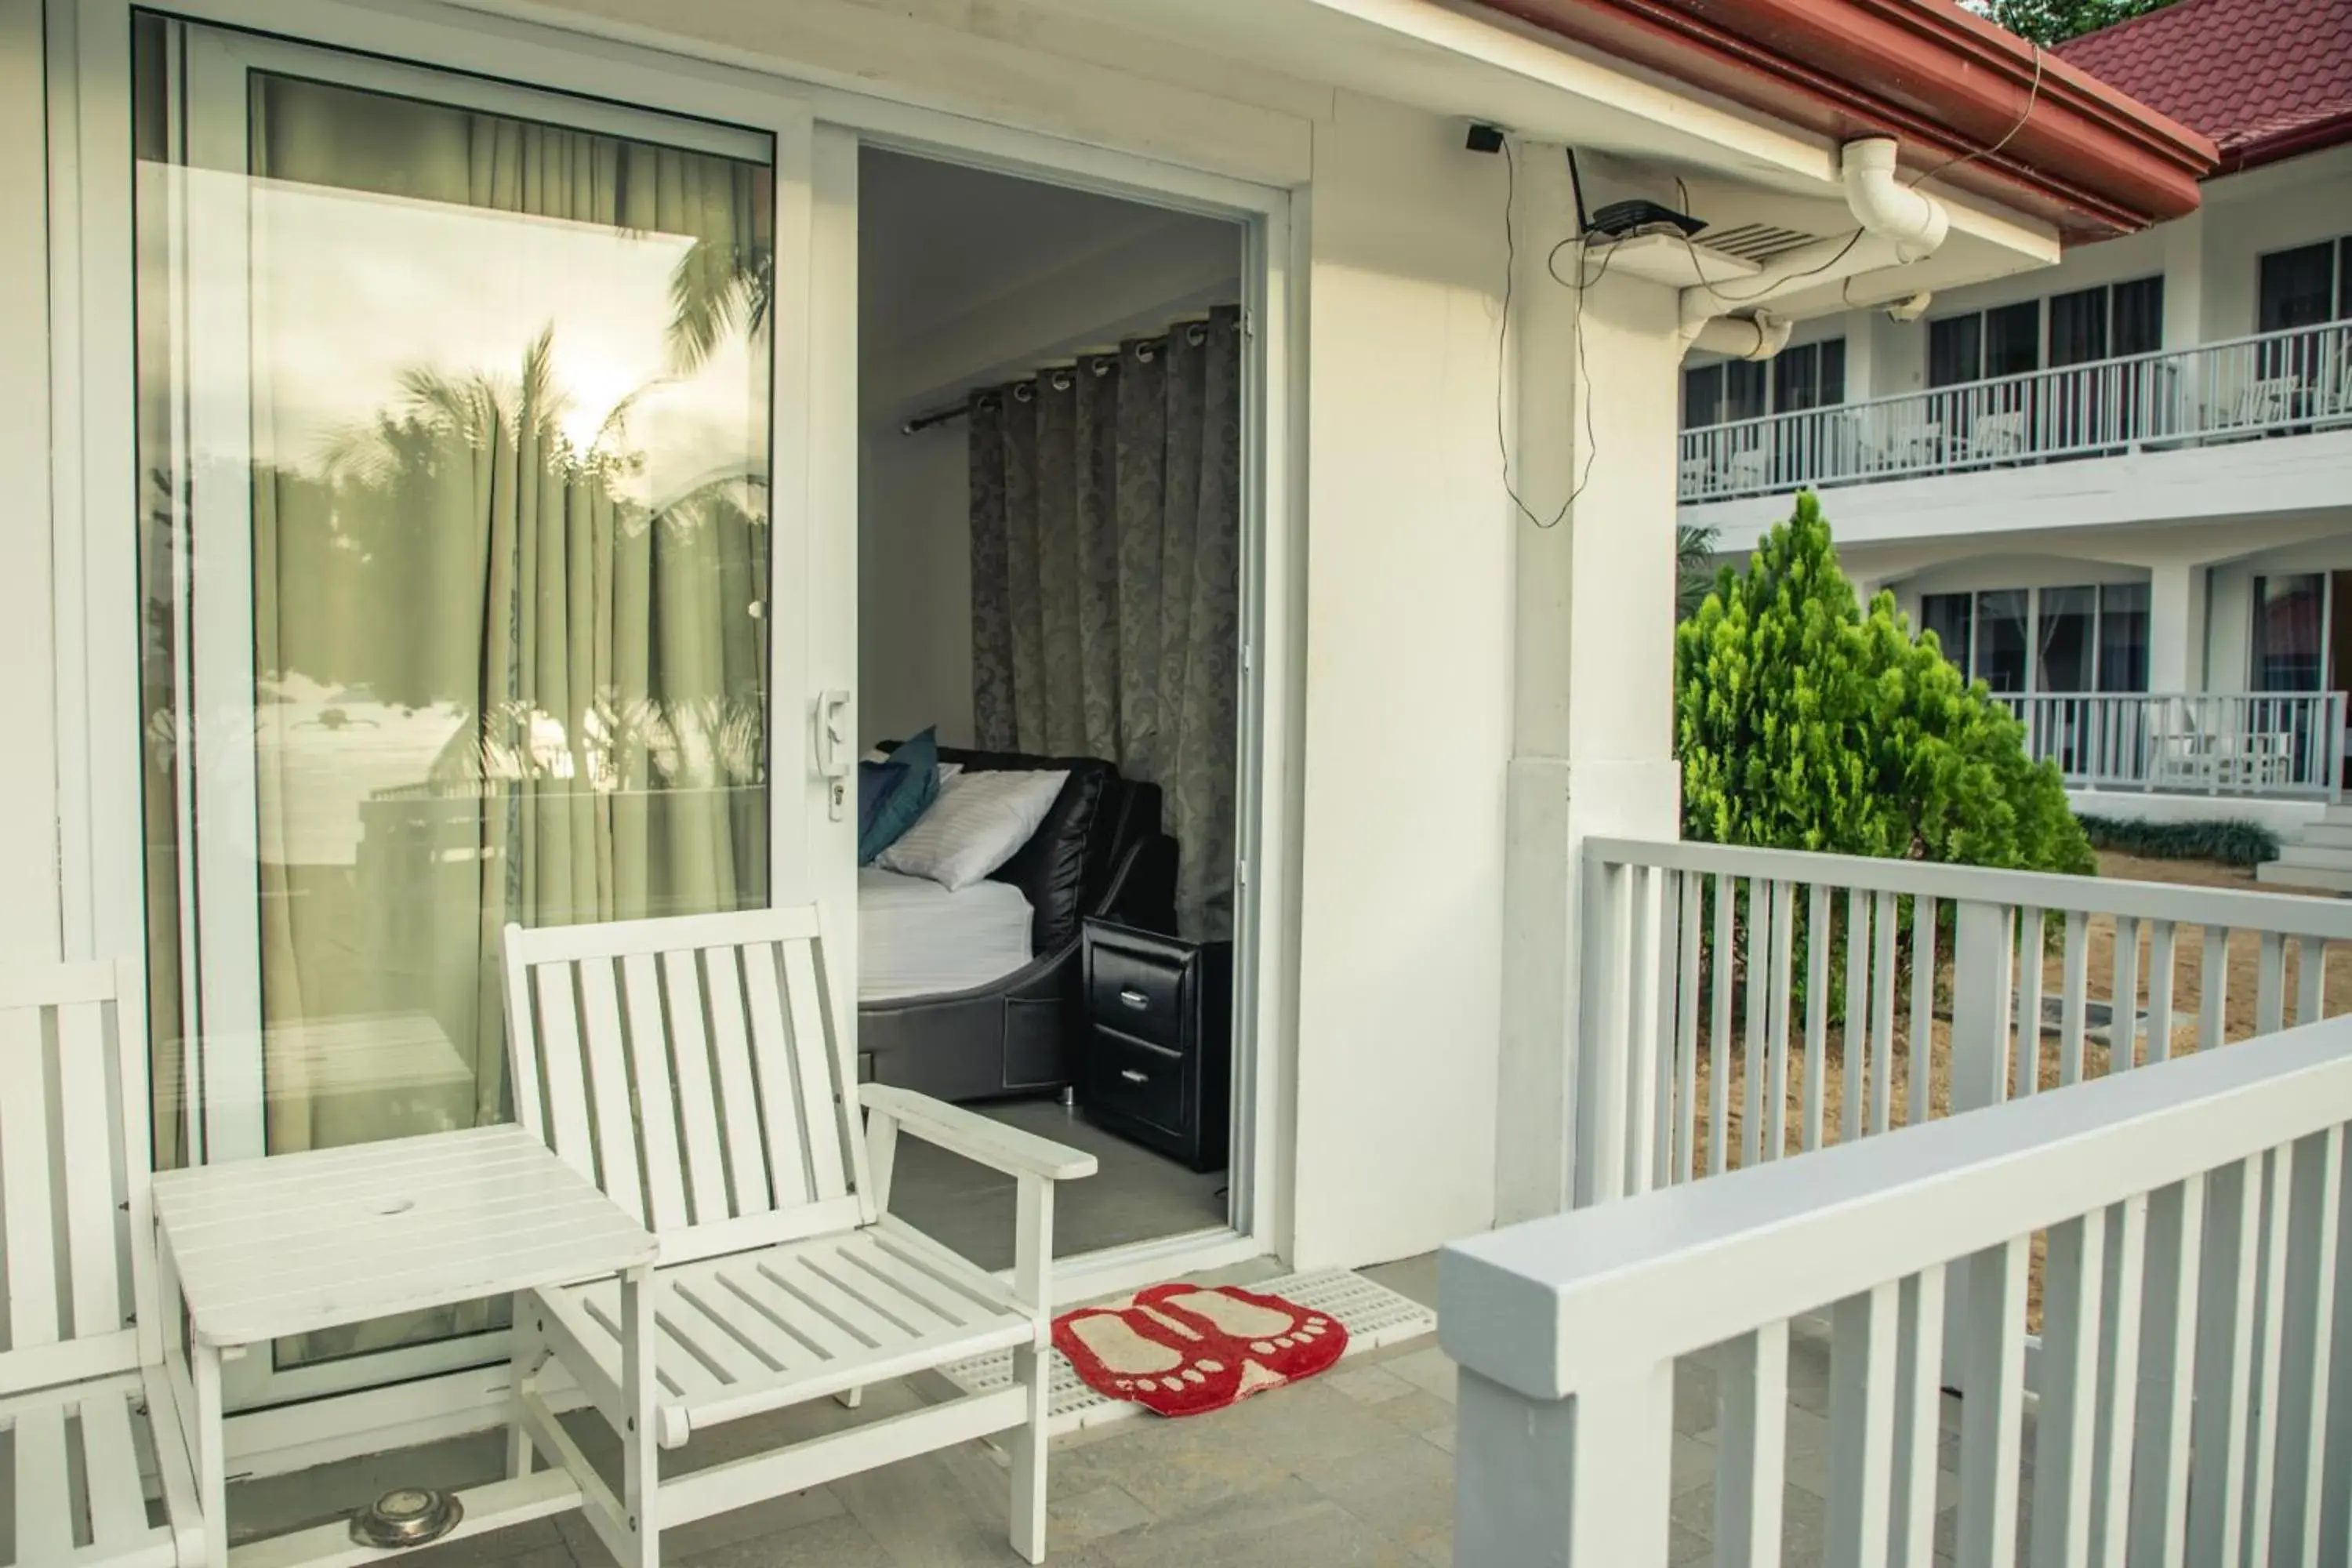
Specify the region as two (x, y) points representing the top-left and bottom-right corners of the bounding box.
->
(1565, 147), (1590, 237)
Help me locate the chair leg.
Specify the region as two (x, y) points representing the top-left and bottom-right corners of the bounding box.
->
(1007, 1343), (1050, 1563)
(507, 1298), (546, 1479)
(833, 1386), (864, 1409)
(620, 1267), (661, 1568)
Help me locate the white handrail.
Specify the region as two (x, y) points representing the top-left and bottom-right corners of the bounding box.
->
(1445, 1011), (2352, 1565)
(1679, 318), (2352, 501)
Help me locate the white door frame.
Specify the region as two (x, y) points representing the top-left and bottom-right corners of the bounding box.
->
(49, 0), (1300, 1453)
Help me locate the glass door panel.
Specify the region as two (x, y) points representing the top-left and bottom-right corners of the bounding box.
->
(133, 16), (808, 1407)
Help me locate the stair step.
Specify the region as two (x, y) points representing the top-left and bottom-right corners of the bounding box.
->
(2292, 825), (2352, 850)
(2268, 845), (2352, 872)
(2256, 862), (2352, 895)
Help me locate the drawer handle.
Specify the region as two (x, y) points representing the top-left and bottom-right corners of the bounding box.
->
(1118, 989), (1150, 1010)
(1119, 1069), (1150, 1084)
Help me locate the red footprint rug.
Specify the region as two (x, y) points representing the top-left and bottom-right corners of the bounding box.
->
(1051, 1283), (1349, 1417)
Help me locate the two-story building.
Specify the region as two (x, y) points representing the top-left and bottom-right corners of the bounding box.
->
(1677, 0), (2352, 867)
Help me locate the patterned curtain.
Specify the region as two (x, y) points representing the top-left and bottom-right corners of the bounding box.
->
(967, 307), (1242, 938)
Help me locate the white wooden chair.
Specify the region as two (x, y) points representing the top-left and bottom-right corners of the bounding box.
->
(0, 959), (201, 1566)
(499, 909), (1097, 1566)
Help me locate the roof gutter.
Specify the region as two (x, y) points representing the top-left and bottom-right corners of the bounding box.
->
(1475, 0), (2217, 243)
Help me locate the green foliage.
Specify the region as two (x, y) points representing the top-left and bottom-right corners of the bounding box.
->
(1676, 522), (1720, 622)
(1982, 0), (2180, 45)
(2076, 815), (2281, 868)
(1675, 492), (2096, 877)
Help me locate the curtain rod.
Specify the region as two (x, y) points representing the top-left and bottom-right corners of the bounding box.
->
(898, 317), (1220, 437)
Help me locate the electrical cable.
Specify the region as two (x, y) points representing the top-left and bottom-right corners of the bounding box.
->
(1907, 41), (2045, 193)
(1494, 138), (1576, 531)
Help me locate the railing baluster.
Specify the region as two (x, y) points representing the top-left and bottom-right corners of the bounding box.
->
(1454, 1359), (1675, 1565)
(1826, 1281), (1900, 1568)
(1769, 880), (1796, 1161)
(2190, 1154), (2264, 1566)
(1890, 1266), (1947, 1568)
(1717, 1321), (1791, 1567)
(1807, 882), (1831, 1152)
(2295, 935), (2325, 1025)
(1845, 887), (1871, 1143)
(2258, 931), (2287, 1037)
(1909, 895), (1939, 1130)
(1711, 873), (1735, 1177)
(2276, 1124), (2342, 1566)
(1651, 869), (1679, 1194)
(2146, 920), (2177, 1065)
(2201, 926), (2232, 1051)
(2249, 1145), (2296, 1568)
(1676, 871), (1702, 1187)
(1955, 1234), (2029, 1568)
(2062, 911), (2091, 1083)
(2089, 1193), (2147, 1568)
(2015, 906), (2046, 1097)
(2131, 1173), (2205, 1567)
(2034, 1208), (2107, 1566)
(1744, 877), (1773, 1170)
(1871, 890), (1898, 1137)
(1626, 865), (1660, 1196)
(2319, 1136), (2352, 1567)
(2112, 915), (2143, 1073)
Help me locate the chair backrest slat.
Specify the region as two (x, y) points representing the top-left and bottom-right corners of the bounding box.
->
(698, 945), (771, 1215)
(503, 909), (865, 1250)
(659, 949), (729, 1224)
(622, 952), (688, 1232)
(0, 958), (150, 1389)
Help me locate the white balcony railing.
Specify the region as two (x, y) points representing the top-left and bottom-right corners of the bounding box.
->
(1446, 1003), (2352, 1565)
(1999, 690), (2347, 800)
(1679, 319), (2352, 502)
(1572, 837), (2352, 1209)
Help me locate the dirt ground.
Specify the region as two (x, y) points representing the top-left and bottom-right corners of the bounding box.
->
(1670, 850), (2346, 1329)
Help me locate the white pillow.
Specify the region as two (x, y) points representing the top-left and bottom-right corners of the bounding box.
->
(875, 769), (1068, 891)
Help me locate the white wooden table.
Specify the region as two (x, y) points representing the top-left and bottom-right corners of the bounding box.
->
(151, 1123), (658, 1568)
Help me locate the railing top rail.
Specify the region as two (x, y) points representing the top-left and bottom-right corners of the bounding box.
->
(1581, 836), (2352, 939)
(1995, 689), (2347, 702)
(1679, 317), (2352, 443)
(1440, 1011), (2352, 1401)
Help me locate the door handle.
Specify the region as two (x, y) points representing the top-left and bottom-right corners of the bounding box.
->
(814, 690), (851, 820)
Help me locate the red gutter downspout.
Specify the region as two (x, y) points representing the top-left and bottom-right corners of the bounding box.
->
(1478, 0), (2216, 241)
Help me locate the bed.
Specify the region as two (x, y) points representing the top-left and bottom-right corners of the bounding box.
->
(856, 745), (1177, 1103)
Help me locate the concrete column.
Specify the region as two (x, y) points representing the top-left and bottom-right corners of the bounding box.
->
(2148, 561), (2207, 692)
(1494, 141), (1684, 1224)
(1840, 307), (1876, 402)
(2162, 209), (2206, 350)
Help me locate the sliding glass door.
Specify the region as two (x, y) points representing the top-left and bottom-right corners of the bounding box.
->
(132, 15), (826, 1407)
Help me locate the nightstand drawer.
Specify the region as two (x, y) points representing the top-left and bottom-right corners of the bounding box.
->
(1085, 942), (1186, 1050)
(1090, 1029), (1188, 1134)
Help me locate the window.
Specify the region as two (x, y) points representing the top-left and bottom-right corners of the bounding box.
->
(2257, 239), (2350, 332)
(2097, 584), (2151, 692)
(1917, 583), (2151, 692)
(1928, 280), (2163, 384)
(1680, 343), (1835, 429)
(1772, 339), (1846, 413)
(2252, 574), (2327, 691)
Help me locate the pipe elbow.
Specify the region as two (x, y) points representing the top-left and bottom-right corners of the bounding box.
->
(1689, 311), (1792, 361)
(1841, 138), (1947, 263)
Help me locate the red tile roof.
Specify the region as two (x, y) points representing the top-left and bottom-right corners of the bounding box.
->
(2057, 0), (2352, 172)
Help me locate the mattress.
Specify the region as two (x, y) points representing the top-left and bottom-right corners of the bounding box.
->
(858, 867), (1035, 1003)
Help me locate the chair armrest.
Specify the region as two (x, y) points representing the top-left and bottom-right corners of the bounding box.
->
(858, 1083), (1099, 1181)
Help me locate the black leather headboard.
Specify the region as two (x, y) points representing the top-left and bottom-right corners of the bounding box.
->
(879, 743), (1164, 954)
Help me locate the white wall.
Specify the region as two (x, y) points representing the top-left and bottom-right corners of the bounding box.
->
(858, 423), (975, 750)
(0, 0), (59, 963)
(1286, 89), (1515, 1268)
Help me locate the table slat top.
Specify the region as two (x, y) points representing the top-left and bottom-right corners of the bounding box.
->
(153, 1124), (655, 1346)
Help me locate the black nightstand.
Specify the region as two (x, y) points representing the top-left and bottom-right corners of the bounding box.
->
(1080, 920), (1232, 1173)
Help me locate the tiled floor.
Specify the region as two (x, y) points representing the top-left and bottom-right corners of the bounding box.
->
(228, 1251), (2012, 1568)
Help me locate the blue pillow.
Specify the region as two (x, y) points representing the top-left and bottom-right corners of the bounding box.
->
(858, 729), (940, 864)
(857, 760), (907, 843)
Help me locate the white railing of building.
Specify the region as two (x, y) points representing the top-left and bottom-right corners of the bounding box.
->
(1678, 319), (2352, 502)
(1444, 1007), (2352, 1565)
(1573, 837), (2352, 1210)
(1997, 691), (2347, 800)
